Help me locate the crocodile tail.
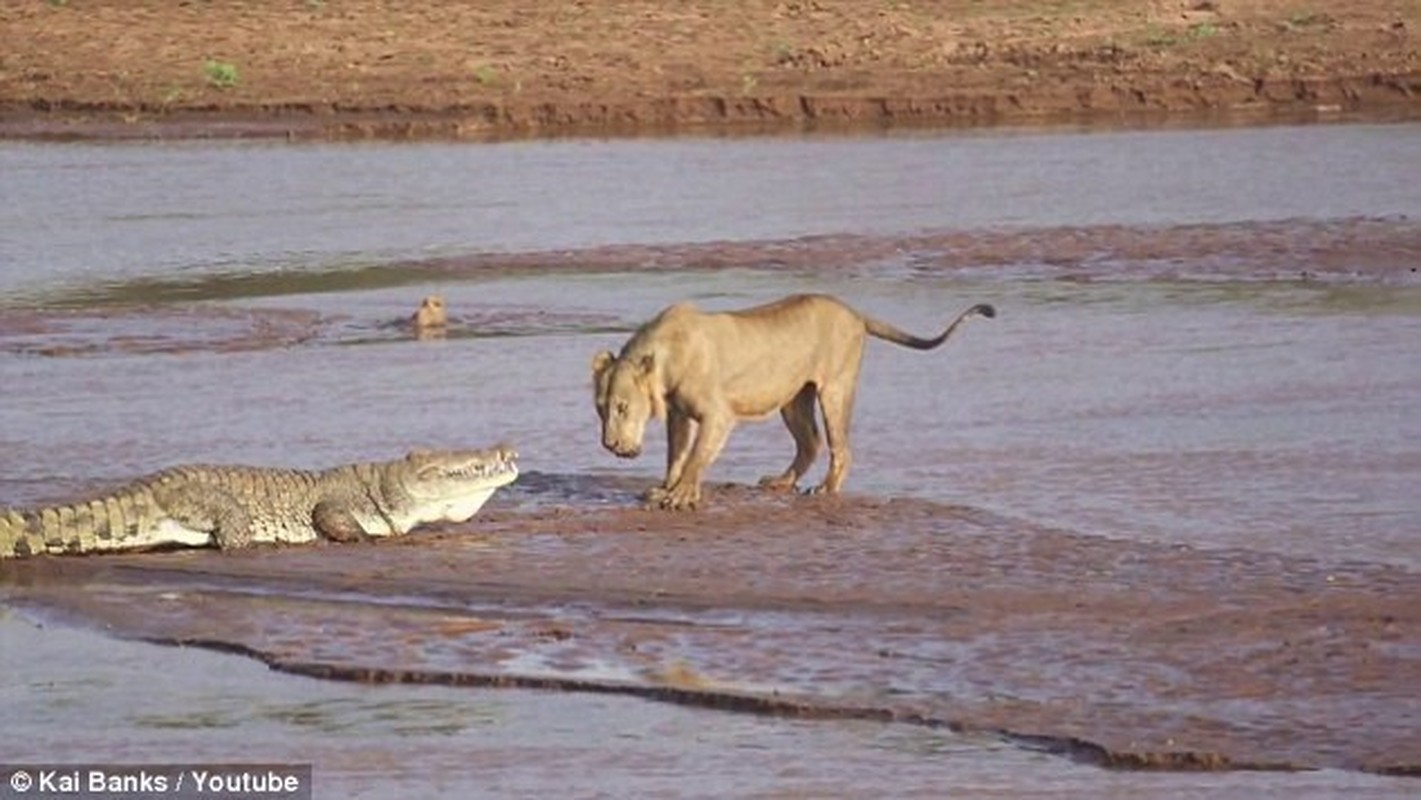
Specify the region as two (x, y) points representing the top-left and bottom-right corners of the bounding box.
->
(1, 494), (145, 558)
(863, 303), (996, 351)
(0, 508), (47, 558)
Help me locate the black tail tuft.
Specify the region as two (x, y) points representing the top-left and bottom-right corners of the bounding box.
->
(972, 303), (997, 319)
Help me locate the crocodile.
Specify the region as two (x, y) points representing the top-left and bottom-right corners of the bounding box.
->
(0, 446), (518, 558)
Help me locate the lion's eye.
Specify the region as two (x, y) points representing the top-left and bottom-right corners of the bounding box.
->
(615, 401), (629, 416)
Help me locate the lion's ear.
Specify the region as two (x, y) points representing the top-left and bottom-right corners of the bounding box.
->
(591, 350), (616, 379)
(637, 353), (655, 376)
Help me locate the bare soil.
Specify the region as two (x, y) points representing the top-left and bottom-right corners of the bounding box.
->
(2, 1), (1418, 139)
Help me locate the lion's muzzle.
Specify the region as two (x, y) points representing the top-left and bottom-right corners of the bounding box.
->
(600, 424), (643, 457)
(606, 441), (642, 459)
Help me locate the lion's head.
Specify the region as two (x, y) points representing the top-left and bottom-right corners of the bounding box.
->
(591, 350), (665, 459)
(412, 295), (448, 329)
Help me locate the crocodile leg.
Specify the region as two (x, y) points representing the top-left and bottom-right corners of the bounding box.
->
(312, 500), (371, 543)
(151, 482), (254, 550)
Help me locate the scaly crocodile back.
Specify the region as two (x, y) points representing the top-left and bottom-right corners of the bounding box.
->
(0, 465), (337, 557)
(1, 447), (518, 558)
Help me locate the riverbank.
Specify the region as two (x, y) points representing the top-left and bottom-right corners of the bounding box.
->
(2, 1), (1417, 140)
(5, 482), (1418, 775)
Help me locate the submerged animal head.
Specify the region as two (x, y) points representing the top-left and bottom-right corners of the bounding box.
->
(382, 445), (519, 528)
(591, 350), (664, 459)
(411, 295), (449, 330)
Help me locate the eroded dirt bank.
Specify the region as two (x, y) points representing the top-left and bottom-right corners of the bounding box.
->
(3, 477), (1416, 775)
(1, 1), (1417, 140)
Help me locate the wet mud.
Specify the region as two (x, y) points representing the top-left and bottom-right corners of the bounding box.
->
(4, 475), (1417, 775)
(0, 305), (322, 358)
(404, 216), (1421, 286)
(0, 303), (626, 358)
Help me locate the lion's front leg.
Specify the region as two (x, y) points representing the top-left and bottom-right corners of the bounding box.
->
(644, 411), (696, 507)
(657, 414), (732, 511)
(664, 410), (696, 490)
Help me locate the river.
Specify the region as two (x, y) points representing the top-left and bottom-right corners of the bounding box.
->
(1, 121), (1418, 797)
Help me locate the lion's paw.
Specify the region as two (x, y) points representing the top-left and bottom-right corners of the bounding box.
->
(757, 473), (799, 492)
(657, 484), (701, 511)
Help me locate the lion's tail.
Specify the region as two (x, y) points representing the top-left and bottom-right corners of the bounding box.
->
(864, 303), (996, 351)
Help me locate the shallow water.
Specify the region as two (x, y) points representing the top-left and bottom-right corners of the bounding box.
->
(1, 123), (1419, 795)
(3, 271), (1416, 567)
(3, 122), (1420, 302)
(6, 614), (1411, 799)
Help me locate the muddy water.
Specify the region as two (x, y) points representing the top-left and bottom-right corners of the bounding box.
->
(4, 122), (1420, 302)
(2, 123), (1420, 796)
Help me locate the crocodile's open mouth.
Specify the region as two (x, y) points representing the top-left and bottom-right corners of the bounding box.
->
(439, 464), (519, 486)
(392, 447), (521, 528)
(433, 452), (519, 481)
(408, 446), (519, 484)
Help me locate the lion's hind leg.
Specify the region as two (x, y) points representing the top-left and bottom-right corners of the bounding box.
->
(813, 372), (860, 495)
(759, 384), (821, 492)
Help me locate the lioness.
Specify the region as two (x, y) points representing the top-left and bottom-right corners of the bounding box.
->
(411, 294), (448, 340)
(592, 294), (995, 510)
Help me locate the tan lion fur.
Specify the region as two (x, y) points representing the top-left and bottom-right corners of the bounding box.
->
(411, 294), (448, 340)
(591, 293), (994, 510)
